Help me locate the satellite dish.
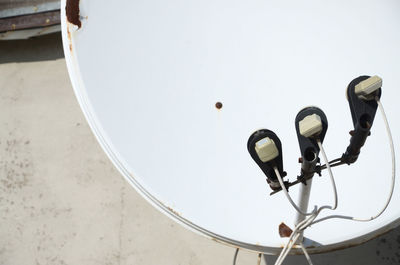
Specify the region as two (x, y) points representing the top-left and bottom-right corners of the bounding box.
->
(61, 0), (400, 255)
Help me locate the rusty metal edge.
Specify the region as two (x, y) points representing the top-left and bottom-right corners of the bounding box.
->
(0, 1), (60, 18)
(0, 10), (60, 33)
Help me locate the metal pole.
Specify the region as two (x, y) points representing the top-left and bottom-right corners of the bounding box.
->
(295, 179), (313, 224)
(295, 154), (317, 242)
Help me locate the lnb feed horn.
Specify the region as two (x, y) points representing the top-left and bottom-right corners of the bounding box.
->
(295, 106), (328, 182)
(248, 129), (286, 191)
(342, 75), (382, 164)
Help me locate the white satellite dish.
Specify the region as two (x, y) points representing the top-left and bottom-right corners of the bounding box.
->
(61, 0), (400, 257)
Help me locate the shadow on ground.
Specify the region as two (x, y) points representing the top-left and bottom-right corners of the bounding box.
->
(0, 33), (63, 63)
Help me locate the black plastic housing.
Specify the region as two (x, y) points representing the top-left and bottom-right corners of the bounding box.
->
(247, 129), (286, 191)
(342, 76), (382, 164)
(295, 107), (328, 182)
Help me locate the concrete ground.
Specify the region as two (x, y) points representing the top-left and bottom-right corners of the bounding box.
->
(1, 33), (400, 265)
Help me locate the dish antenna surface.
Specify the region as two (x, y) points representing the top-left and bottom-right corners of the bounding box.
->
(61, 0), (400, 255)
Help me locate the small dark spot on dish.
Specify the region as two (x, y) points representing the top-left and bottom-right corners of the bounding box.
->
(215, 102), (223, 109)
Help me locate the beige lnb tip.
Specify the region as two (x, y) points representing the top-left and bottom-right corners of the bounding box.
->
(255, 137), (279, 163)
(299, 114), (322, 138)
(355, 75), (382, 100)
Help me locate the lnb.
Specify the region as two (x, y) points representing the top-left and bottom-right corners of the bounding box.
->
(247, 129), (287, 191)
(295, 107), (328, 183)
(342, 75), (382, 164)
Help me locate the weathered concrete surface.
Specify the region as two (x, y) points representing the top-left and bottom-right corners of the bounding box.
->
(0, 33), (399, 265)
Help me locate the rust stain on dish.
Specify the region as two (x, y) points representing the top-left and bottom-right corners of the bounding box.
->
(279, 244), (301, 250)
(66, 0), (81, 28)
(167, 206), (181, 216)
(279, 222), (293, 238)
(215, 102), (223, 110)
(67, 26), (73, 52)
